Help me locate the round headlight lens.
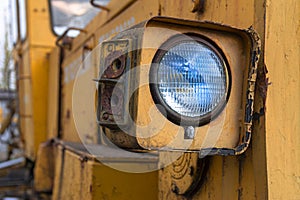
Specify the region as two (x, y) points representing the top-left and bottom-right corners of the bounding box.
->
(150, 36), (229, 125)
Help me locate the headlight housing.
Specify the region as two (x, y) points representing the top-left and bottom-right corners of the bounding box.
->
(150, 35), (230, 126)
(95, 17), (261, 155)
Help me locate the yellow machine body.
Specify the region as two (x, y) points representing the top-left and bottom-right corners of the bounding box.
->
(10, 0), (300, 199)
(16, 0), (56, 159)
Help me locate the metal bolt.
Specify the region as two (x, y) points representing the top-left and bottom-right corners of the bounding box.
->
(188, 166), (194, 176)
(171, 182), (179, 194)
(102, 113), (109, 120)
(184, 126), (195, 139)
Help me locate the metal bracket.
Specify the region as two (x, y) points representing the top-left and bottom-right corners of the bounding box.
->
(165, 152), (209, 197)
(90, 0), (110, 11)
(55, 28), (87, 49)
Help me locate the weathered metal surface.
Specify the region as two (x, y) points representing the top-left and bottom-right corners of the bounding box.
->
(50, 140), (158, 200)
(191, 0), (205, 13)
(59, 0), (160, 144)
(46, 47), (60, 139)
(158, 0), (267, 199)
(60, 48), (83, 142)
(159, 152), (209, 198)
(11, 0), (300, 199)
(131, 17), (259, 154)
(34, 141), (56, 195)
(264, 0), (300, 199)
(17, 0), (56, 160)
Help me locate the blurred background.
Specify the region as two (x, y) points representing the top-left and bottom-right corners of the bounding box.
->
(0, 0), (20, 162)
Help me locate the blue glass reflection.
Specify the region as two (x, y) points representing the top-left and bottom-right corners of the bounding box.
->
(162, 52), (205, 83)
(157, 41), (226, 117)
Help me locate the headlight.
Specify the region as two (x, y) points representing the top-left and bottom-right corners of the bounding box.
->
(96, 17), (260, 154)
(150, 35), (230, 126)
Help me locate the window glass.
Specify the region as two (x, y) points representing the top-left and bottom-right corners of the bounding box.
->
(10, 0), (18, 44)
(19, 0), (27, 40)
(49, 0), (110, 37)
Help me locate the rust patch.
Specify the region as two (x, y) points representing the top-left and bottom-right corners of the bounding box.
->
(192, 0), (206, 13)
(103, 50), (126, 79)
(256, 64), (270, 107)
(253, 64), (270, 123)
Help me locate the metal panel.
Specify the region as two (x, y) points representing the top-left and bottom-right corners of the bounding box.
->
(47, 47), (60, 139)
(59, 0), (160, 144)
(29, 48), (53, 156)
(18, 0), (56, 160)
(50, 141), (158, 200)
(60, 48), (83, 142)
(264, 0), (300, 199)
(21, 117), (34, 159)
(27, 0), (55, 47)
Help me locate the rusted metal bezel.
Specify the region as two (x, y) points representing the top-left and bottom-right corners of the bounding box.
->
(96, 39), (133, 128)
